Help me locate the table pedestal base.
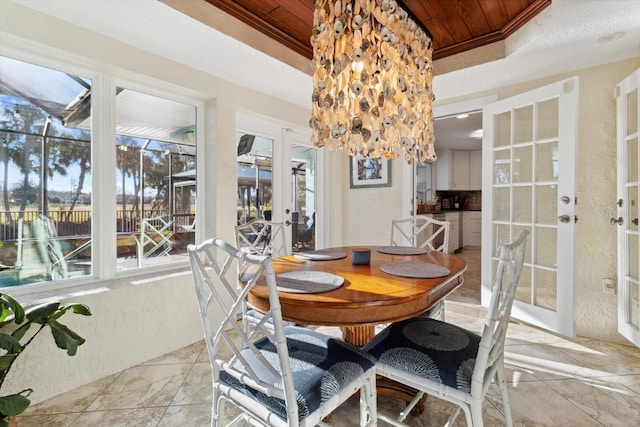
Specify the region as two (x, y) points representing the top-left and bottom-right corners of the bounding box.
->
(343, 325), (375, 347)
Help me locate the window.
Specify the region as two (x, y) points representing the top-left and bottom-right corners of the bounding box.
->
(0, 56), (199, 290)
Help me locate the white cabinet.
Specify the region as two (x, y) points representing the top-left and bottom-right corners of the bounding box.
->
(463, 211), (482, 246)
(445, 211), (460, 253)
(435, 149), (482, 191)
(469, 150), (482, 190)
(452, 151), (470, 190)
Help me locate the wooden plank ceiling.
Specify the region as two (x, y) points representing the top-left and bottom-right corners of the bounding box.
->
(203, 0), (551, 60)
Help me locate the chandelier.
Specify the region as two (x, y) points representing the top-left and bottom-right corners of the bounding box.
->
(309, 0), (436, 163)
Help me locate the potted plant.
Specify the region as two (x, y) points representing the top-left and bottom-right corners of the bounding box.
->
(0, 292), (91, 426)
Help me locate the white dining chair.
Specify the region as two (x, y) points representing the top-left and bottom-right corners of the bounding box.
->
(235, 219), (291, 330)
(188, 238), (377, 427)
(390, 215), (450, 253)
(390, 215), (451, 320)
(235, 218), (288, 258)
(365, 230), (528, 427)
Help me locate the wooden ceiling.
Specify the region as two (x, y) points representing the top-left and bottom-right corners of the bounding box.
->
(204, 0), (551, 60)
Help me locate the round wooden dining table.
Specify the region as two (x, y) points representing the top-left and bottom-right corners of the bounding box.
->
(249, 245), (467, 414)
(249, 245), (467, 347)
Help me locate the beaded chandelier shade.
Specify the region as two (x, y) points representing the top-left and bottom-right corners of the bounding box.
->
(309, 0), (436, 164)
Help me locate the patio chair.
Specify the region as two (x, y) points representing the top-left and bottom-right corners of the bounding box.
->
(187, 238), (377, 427)
(364, 230), (529, 427)
(390, 216), (451, 320)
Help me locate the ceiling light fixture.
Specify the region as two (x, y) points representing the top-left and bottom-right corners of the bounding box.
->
(309, 0), (435, 163)
(456, 113), (469, 119)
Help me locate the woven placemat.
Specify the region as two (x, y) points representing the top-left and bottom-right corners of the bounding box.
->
(377, 246), (428, 255)
(380, 261), (450, 278)
(275, 271), (344, 293)
(294, 250), (347, 261)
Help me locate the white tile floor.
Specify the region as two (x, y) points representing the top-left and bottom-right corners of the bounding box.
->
(16, 248), (640, 426)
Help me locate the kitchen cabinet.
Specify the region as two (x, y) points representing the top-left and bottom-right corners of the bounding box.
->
(469, 150), (482, 190)
(435, 149), (482, 191)
(463, 211), (482, 246)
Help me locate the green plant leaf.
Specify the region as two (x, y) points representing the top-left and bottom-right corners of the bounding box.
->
(68, 304), (92, 316)
(0, 393), (31, 416)
(0, 333), (21, 354)
(0, 354), (16, 371)
(0, 294), (24, 324)
(49, 320), (85, 356)
(25, 302), (60, 323)
(11, 321), (32, 341)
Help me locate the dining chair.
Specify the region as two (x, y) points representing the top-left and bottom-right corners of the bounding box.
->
(390, 215), (450, 253)
(390, 216), (451, 320)
(235, 218), (288, 258)
(365, 230), (529, 427)
(235, 219), (290, 329)
(188, 238), (377, 427)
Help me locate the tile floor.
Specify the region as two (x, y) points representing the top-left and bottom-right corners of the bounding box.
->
(17, 247), (640, 426)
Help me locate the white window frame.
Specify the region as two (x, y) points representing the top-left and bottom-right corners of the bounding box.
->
(0, 47), (205, 297)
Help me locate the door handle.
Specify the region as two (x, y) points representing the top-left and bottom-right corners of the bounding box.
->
(560, 196), (571, 205)
(285, 220), (292, 226)
(633, 218), (639, 226)
(610, 217), (623, 225)
(557, 215), (571, 223)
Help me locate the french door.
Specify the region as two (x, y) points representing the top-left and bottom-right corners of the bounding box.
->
(616, 69), (640, 347)
(482, 78), (578, 337)
(236, 115), (319, 254)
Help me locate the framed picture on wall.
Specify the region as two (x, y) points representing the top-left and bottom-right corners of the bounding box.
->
(349, 155), (392, 189)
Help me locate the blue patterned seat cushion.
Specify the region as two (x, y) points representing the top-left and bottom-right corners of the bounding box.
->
(221, 326), (376, 421)
(364, 317), (481, 393)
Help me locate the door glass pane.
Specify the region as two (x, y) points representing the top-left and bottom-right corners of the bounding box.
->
(513, 186), (532, 222)
(495, 111), (511, 147)
(629, 185), (638, 232)
(535, 226), (557, 267)
(628, 88), (638, 136)
(514, 105), (534, 143)
(536, 185), (558, 224)
(494, 188), (510, 221)
(629, 137), (638, 182)
(629, 234), (639, 279)
(537, 141), (559, 181)
(291, 144), (317, 252)
(535, 268), (557, 311)
(115, 89), (196, 271)
(629, 281), (639, 328)
(494, 149), (511, 184)
(236, 134), (273, 225)
(515, 265), (532, 304)
(513, 145), (532, 182)
(537, 98), (559, 140)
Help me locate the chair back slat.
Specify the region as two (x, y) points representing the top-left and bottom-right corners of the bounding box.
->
(472, 230), (529, 395)
(235, 219), (288, 258)
(390, 216), (450, 253)
(188, 239), (294, 404)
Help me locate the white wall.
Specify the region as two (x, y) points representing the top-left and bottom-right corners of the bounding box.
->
(0, 2), (310, 404)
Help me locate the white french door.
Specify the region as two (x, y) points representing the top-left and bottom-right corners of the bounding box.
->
(482, 78), (578, 337)
(236, 115), (320, 254)
(616, 68), (640, 347)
